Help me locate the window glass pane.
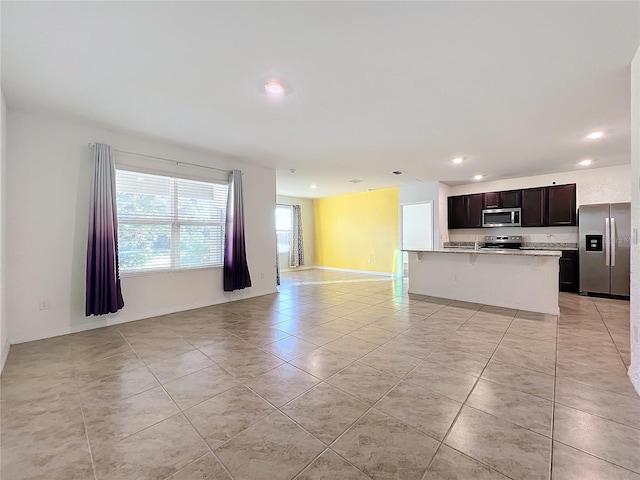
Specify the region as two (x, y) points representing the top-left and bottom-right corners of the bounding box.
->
(179, 225), (224, 268)
(116, 172), (173, 220)
(177, 178), (227, 222)
(277, 231), (290, 253)
(118, 223), (172, 271)
(275, 206), (292, 231)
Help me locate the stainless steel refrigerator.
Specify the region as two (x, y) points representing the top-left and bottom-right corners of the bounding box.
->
(579, 203), (630, 296)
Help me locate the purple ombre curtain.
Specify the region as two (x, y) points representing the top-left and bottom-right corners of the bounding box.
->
(85, 143), (125, 316)
(223, 170), (252, 291)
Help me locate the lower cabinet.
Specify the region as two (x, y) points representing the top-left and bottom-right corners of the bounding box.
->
(559, 250), (579, 292)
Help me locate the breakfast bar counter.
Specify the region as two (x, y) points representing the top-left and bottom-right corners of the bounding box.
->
(405, 248), (562, 315)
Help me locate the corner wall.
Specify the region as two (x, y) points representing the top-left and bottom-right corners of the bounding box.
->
(6, 110), (277, 344)
(630, 46), (640, 395)
(313, 188), (399, 274)
(398, 181), (451, 249)
(276, 195), (315, 268)
(0, 90), (8, 370)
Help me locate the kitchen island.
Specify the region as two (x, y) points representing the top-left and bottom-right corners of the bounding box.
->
(405, 248), (562, 315)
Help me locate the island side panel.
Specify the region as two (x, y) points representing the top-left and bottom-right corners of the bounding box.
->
(407, 251), (560, 315)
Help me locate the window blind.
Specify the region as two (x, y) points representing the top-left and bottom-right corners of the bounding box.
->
(115, 169), (228, 273)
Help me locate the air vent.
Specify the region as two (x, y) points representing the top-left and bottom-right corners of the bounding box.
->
(349, 179), (363, 184)
(392, 170), (403, 175)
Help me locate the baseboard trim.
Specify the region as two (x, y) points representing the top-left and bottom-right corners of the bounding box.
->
(9, 288), (278, 345)
(629, 361), (640, 396)
(313, 266), (399, 277)
(280, 265), (314, 272)
(0, 338), (10, 374)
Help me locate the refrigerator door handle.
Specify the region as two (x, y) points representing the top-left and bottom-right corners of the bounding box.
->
(611, 217), (616, 267)
(605, 217), (610, 266)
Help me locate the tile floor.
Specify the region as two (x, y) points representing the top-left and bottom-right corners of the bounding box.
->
(1, 269), (639, 480)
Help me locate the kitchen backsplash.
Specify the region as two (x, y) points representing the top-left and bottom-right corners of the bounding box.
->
(446, 226), (578, 245)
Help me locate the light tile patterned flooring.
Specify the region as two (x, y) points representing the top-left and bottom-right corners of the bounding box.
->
(1, 269), (639, 480)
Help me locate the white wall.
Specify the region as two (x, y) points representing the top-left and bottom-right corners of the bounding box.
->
(276, 195), (315, 268)
(446, 165), (631, 243)
(0, 90), (8, 370)
(6, 110), (277, 344)
(629, 47), (640, 395)
(399, 181), (448, 248)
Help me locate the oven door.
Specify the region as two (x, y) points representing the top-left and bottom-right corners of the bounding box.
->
(482, 208), (521, 227)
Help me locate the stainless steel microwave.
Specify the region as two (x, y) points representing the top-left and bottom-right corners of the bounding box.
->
(482, 208), (521, 227)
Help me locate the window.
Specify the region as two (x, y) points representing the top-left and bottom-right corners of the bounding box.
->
(115, 169), (228, 273)
(275, 205), (292, 253)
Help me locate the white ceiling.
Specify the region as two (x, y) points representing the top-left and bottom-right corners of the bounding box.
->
(2, 1), (639, 198)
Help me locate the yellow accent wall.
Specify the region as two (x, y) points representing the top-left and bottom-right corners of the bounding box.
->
(313, 188), (400, 274)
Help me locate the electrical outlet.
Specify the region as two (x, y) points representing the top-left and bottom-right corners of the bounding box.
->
(39, 300), (49, 311)
(260, 272), (264, 279)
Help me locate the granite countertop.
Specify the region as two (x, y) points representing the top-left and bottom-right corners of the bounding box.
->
(405, 248), (562, 257)
(445, 242), (578, 251)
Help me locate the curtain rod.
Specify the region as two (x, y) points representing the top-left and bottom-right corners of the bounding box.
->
(88, 143), (232, 174)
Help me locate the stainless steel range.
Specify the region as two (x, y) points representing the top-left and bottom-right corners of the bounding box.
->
(481, 235), (523, 250)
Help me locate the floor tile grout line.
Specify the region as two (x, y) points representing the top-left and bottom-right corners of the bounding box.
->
(423, 310), (523, 479)
(146, 364), (239, 480)
(551, 438), (640, 476)
(420, 443), (519, 480)
(593, 297), (632, 369)
(71, 361), (100, 480)
(162, 452), (215, 480)
(549, 299), (564, 480)
(552, 397), (640, 431)
(291, 447), (375, 480)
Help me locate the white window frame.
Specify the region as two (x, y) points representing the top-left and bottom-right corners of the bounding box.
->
(115, 169), (228, 276)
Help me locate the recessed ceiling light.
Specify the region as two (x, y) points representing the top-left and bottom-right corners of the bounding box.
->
(452, 157), (463, 164)
(392, 170), (403, 175)
(578, 159), (592, 166)
(264, 80), (285, 98)
(349, 179), (363, 184)
(310, 184), (317, 189)
(473, 175), (483, 181)
(586, 131), (604, 140)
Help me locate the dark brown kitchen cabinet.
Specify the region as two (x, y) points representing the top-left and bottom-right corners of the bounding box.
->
(448, 194), (483, 229)
(547, 184), (577, 226)
(448, 196), (467, 229)
(500, 190), (522, 208)
(521, 187), (547, 227)
(448, 183), (575, 229)
(483, 190), (521, 209)
(483, 192), (500, 209)
(466, 194), (484, 228)
(559, 250), (579, 292)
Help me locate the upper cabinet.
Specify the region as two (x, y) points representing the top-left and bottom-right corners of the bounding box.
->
(448, 196), (466, 229)
(483, 192), (500, 209)
(521, 187), (547, 227)
(500, 190), (522, 208)
(483, 190), (521, 209)
(547, 184), (576, 226)
(448, 194), (483, 229)
(466, 194), (484, 228)
(448, 183), (576, 229)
